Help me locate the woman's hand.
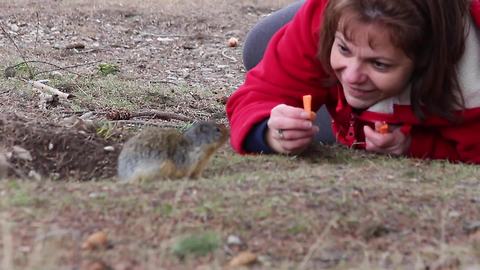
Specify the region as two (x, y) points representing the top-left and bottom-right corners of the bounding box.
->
(266, 104), (319, 154)
(363, 122), (411, 155)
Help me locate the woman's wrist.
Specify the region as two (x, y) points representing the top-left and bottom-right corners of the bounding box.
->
(243, 119), (275, 154)
(265, 128), (283, 154)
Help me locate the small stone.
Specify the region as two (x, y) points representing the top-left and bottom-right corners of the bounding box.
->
(448, 211), (461, 218)
(103, 146), (115, 152)
(50, 71), (63, 77)
(80, 111), (95, 120)
(28, 170), (42, 181)
(227, 235), (243, 246)
(464, 221), (480, 234)
(157, 37), (174, 43)
(9, 24), (19, 32)
(12, 146), (32, 161)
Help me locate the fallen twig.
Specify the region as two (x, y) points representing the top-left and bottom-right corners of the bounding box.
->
(149, 80), (179, 86)
(113, 120), (183, 129)
(139, 32), (189, 38)
(298, 216), (339, 270)
(106, 109), (191, 122)
(221, 48), (237, 63)
(6, 60), (101, 78)
(134, 110), (191, 121)
(65, 42), (86, 50)
(71, 48), (102, 55)
(23, 79), (73, 99)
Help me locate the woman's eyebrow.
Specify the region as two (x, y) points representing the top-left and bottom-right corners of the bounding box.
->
(366, 56), (396, 63)
(334, 32), (346, 41)
(334, 31), (400, 63)
(335, 32), (354, 44)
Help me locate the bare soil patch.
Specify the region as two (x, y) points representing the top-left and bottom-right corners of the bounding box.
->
(0, 113), (122, 180)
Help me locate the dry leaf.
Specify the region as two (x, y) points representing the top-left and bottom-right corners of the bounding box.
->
(228, 251), (257, 267)
(81, 259), (111, 270)
(61, 116), (96, 133)
(72, 118), (96, 133)
(82, 231), (109, 250)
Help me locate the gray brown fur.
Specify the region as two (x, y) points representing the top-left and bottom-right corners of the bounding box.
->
(117, 121), (228, 182)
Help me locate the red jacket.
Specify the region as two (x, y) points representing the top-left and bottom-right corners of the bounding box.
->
(227, 0), (480, 164)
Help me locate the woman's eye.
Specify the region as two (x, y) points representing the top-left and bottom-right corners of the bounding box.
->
(372, 61), (391, 71)
(338, 44), (349, 54)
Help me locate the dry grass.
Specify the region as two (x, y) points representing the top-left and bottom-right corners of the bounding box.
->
(0, 150), (479, 269)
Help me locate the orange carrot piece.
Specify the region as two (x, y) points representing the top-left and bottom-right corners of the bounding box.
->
(302, 95), (315, 120)
(303, 95), (312, 113)
(376, 122), (389, 134)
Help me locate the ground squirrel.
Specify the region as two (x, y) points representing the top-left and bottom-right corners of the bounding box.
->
(117, 121), (228, 182)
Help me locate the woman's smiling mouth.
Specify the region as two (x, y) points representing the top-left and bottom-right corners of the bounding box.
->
(346, 85), (376, 98)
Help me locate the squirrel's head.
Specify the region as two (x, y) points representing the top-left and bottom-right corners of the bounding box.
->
(183, 121), (229, 147)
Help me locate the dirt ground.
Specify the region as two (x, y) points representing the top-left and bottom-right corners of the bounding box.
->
(0, 0), (480, 269)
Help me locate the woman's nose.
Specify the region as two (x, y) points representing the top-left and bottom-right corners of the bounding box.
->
(342, 62), (367, 84)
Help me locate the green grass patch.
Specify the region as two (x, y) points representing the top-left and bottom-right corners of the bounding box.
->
(97, 63), (120, 76)
(171, 231), (221, 259)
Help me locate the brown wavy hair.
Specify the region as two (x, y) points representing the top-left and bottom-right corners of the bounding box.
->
(317, 0), (469, 121)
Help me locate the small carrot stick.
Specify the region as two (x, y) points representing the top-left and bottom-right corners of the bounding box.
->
(303, 95), (312, 112)
(302, 95), (315, 120)
(376, 122), (389, 134)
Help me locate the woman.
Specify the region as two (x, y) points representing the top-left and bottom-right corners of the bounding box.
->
(226, 0), (480, 164)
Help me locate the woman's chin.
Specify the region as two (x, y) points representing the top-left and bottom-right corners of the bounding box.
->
(344, 95), (374, 109)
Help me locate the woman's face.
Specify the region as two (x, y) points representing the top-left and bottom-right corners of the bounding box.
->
(330, 18), (415, 109)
